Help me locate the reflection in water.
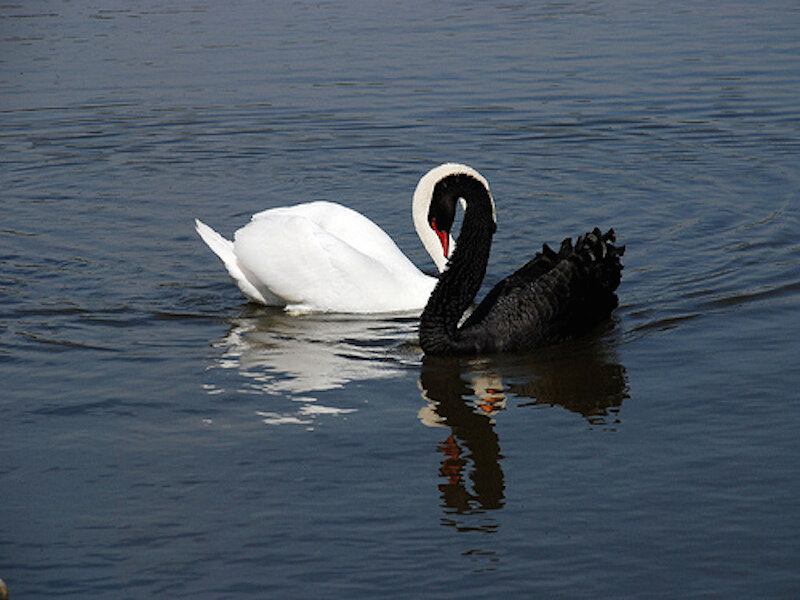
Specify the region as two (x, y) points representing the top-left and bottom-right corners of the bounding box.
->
(420, 362), (505, 532)
(203, 305), (419, 426)
(418, 331), (628, 529)
(505, 341), (629, 426)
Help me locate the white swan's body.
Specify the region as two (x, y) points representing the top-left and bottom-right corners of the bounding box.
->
(195, 198), (453, 314)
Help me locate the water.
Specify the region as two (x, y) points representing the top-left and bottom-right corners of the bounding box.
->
(2, 1), (799, 597)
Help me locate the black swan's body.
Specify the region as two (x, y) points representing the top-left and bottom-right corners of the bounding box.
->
(417, 164), (624, 356)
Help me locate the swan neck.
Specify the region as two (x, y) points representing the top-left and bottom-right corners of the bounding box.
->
(419, 175), (496, 354)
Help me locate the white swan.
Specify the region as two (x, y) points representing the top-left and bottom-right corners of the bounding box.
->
(195, 184), (455, 313)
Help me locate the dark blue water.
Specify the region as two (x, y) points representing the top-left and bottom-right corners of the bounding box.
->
(2, 1), (799, 598)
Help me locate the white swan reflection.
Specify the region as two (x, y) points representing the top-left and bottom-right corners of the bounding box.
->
(203, 306), (419, 426)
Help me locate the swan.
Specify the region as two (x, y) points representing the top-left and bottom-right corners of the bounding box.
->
(417, 163), (625, 355)
(195, 190), (456, 313)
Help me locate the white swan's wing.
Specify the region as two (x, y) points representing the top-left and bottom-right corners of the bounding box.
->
(198, 201), (437, 312)
(194, 219), (279, 305)
(253, 201), (422, 274)
(234, 211), (435, 313)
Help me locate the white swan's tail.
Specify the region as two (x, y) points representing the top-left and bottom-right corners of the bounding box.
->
(194, 219), (274, 305)
(195, 218), (235, 265)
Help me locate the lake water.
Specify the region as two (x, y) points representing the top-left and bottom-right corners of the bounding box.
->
(2, 1), (799, 598)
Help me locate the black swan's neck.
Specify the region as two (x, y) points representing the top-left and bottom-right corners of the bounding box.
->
(419, 174), (495, 355)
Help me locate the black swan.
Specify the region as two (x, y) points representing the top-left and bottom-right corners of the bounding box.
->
(417, 163), (624, 355)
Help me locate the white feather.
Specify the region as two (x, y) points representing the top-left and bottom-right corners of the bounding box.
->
(196, 195), (451, 313)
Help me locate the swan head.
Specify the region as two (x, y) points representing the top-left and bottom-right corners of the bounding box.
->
(413, 163), (495, 271)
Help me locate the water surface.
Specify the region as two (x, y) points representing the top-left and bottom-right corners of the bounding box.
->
(2, 1), (799, 598)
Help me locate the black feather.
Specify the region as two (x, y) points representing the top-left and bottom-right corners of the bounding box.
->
(419, 173), (624, 356)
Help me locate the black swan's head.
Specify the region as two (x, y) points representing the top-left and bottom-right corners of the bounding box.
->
(412, 163), (495, 266)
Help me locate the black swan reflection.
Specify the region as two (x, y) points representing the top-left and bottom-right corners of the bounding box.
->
(418, 334), (628, 526)
(419, 360), (506, 521)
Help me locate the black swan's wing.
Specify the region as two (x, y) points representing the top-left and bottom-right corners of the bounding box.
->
(457, 228), (624, 353)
